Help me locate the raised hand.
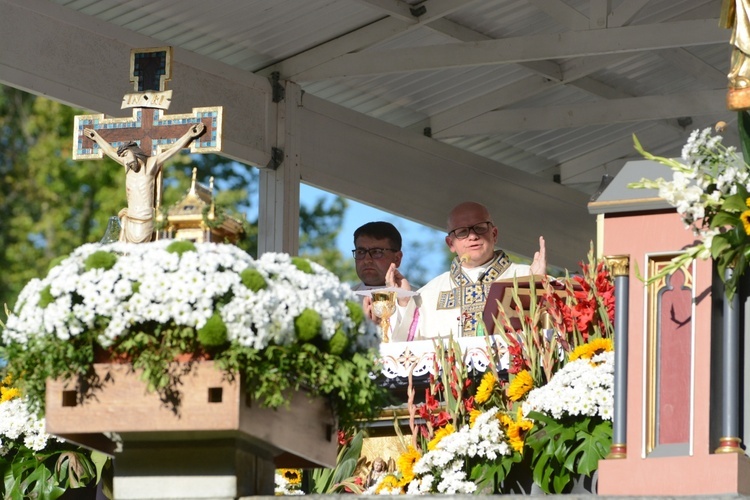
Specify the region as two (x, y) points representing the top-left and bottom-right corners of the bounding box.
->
(530, 236), (547, 276)
(386, 263), (411, 306)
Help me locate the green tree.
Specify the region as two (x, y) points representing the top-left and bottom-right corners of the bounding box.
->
(0, 85), (353, 310)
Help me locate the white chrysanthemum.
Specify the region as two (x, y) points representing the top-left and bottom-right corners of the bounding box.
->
(523, 351), (614, 420)
(2, 241), (376, 352)
(407, 406), (510, 494)
(0, 397), (60, 454)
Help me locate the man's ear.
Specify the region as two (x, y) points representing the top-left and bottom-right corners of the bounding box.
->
(445, 235), (456, 253)
(394, 251), (403, 267)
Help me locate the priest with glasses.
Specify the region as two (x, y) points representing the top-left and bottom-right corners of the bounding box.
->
(389, 201), (546, 340)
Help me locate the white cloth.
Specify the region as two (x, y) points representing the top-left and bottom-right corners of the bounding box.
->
(393, 255), (531, 340)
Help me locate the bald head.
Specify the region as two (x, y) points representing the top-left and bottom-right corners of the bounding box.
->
(447, 202), (493, 230)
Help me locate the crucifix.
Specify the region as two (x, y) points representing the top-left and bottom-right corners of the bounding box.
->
(72, 47), (223, 243)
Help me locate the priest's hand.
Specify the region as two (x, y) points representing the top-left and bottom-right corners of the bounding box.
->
(362, 296), (377, 322)
(530, 236), (547, 276)
(386, 263), (411, 306)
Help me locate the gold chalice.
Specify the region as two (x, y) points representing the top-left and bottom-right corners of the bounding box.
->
(371, 291), (397, 343)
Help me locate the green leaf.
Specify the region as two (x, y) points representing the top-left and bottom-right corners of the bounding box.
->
(721, 192), (750, 213)
(711, 211), (741, 228)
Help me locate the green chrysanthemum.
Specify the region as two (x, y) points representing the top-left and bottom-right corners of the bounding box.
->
(240, 268), (267, 292)
(166, 240), (196, 256)
(291, 256), (313, 274)
(346, 300), (365, 328)
(197, 312), (228, 347)
(84, 250), (117, 271)
(39, 285), (55, 309)
(294, 308), (322, 341)
(327, 328), (349, 355)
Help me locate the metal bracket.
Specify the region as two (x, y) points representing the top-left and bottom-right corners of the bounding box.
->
(266, 147), (284, 170)
(410, 5), (426, 17)
(271, 72), (285, 103)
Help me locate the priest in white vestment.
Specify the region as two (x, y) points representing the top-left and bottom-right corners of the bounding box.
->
(390, 202), (546, 340)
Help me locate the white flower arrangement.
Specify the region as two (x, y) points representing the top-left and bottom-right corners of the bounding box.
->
(405, 407), (511, 495)
(0, 397), (58, 455)
(522, 351), (614, 421)
(629, 127), (750, 299)
(3, 240), (377, 350)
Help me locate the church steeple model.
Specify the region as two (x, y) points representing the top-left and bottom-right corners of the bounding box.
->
(157, 167), (243, 244)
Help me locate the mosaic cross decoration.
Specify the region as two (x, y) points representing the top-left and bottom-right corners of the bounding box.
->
(72, 46), (222, 209)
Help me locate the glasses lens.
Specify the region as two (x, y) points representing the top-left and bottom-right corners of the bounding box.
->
(473, 222), (491, 235)
(451, 222), (492, 239)
(453, 227), (470, 239)
(353, 248), (388, 260)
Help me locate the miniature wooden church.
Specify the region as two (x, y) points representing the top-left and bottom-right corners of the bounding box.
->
(157, 167), (244, 244)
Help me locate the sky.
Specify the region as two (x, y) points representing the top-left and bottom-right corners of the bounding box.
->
(300, 183), (447, 285)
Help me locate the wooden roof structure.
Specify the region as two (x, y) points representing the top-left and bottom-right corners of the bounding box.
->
(0, 0), (735, 268)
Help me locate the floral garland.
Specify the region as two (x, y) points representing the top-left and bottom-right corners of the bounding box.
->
(2, 240), (386, 428)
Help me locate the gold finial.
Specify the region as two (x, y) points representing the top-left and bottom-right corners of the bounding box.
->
(189, 167), (198, 195)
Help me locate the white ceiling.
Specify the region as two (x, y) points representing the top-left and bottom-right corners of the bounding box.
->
(0, 0), (736, 268)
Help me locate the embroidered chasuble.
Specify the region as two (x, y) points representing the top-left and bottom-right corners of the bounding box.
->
(437, 251), (511, 336)
(391, 251), (531, 341)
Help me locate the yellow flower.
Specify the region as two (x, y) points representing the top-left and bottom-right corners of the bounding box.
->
(498, 412), (514, 428)
(469, 409), (482, 428)
(375, 474), (401, 494)
(742, 209), (750, 235)
(0, 386), (21, 402)
(507, 370), (533, 402)
(397, 445), (421, 483)
(2, 373), (13, 387)
(279, 468), (302, 485)
(427, 424), (455, 451)
(474, 371), (496, 404)
(507, 418), (534, 453)
(569, 338), (614, 361)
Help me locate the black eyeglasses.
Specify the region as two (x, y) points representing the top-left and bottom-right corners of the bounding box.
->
(448, 221), (493, 239)
(352, 247), (397, 260)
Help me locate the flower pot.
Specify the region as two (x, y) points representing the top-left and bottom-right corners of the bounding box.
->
(46, 361), (337, 498)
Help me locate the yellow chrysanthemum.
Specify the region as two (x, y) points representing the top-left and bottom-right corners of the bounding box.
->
(279, 468), (302, 485)
(469, 409), (483, 428)
(375, 474), (401, 494)
(742, 209), (750, 235)
(2, 373), (13, 387)
(507, 370), (534, 402)
(474, 371), (496, 404)
(427, 424), (455, 451)
(569, 338), (614, 361)
(0, 386), (21, 403)
(397, 445), (421, 483)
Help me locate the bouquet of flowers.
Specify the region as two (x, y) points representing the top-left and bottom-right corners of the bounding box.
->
(1, 239), (386, 428)
(629, 127), (750, 299)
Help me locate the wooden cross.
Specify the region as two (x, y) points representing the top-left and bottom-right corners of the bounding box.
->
(72, 47), (222, 209)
